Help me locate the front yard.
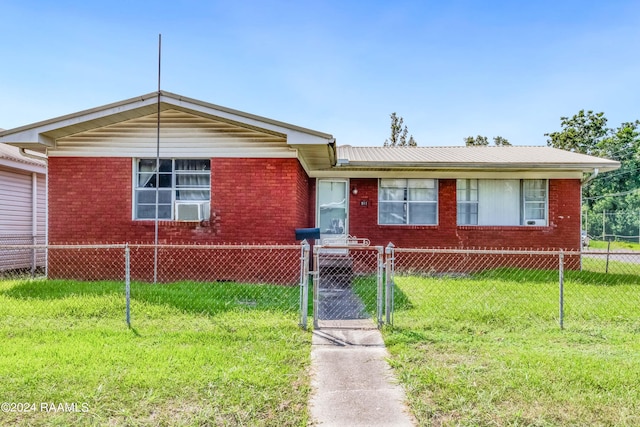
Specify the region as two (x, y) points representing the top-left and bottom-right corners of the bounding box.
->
(2, 259), (639, 426)
(384, 263), (640, 426)
(0, 279), (310, 426)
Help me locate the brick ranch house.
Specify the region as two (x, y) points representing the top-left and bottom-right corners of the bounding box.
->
(0, 92), (619, 280)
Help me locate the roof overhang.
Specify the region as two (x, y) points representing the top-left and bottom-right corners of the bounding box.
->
(0, 91), (337, 171)
(315, 146), (621, 178)
(0, 144), (46, 173)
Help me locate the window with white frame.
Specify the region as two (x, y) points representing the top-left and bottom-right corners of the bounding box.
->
(457, 179), (478, 225)
(379, 179), (438, 225)
(456, 179), (548, 226)
(134, 158), (211, 220)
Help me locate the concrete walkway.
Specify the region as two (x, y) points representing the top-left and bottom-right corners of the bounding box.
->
(308, 320), (416, 426)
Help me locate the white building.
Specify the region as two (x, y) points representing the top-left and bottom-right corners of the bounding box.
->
(0, 141), (46, 272)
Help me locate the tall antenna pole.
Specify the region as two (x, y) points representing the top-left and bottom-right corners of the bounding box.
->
(154, 34), (162, 284)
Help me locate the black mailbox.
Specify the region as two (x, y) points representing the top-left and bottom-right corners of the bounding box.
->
(295, 227), (320, 241)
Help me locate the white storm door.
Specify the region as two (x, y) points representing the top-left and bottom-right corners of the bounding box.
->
(317, 179), (348, 246)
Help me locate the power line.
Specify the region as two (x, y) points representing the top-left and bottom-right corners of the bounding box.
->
(583, 187), (640, 201)
(584, 165), (640, 184)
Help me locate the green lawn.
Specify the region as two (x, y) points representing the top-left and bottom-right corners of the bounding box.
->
(384, 266), (640, 426)
(0, 279), (310, 426)
(588, 239), (640, 251)
(3, 264), (639, 426)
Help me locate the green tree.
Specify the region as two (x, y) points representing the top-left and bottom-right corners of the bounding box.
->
(547, 111), (640, 241)
(384, 113), (417, 147)
(464, 135), (489, 146)
(464, 135), (510, 146)
(544, 110), (608, 155)
(493, 136), (511, 146)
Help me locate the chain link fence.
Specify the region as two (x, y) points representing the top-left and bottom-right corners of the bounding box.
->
(388, 248), (640, 329)
(0, 234), (45, 275)
(313, 245), (383, 328)
(584, 209), (640, 243)
(1, 243), (639, 330)
(1, 243), (310, 328)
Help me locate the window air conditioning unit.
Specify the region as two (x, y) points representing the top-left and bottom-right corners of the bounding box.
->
(175, 201), (211, 221)
(524, 219), (546, 226)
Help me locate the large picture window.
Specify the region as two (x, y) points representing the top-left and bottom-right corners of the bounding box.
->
(134, 158), (211, 220)
(456, 179), (548, 226)
(379, 179), (437, 225)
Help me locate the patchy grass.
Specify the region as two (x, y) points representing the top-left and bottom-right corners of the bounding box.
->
(588, 239), (640, 251)
(0, 279), (310, 426)
(385, 268), (640, 426)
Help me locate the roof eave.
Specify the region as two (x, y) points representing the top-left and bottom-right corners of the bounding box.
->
(339, 161), (620, 173)
(0, 91), (335, 149)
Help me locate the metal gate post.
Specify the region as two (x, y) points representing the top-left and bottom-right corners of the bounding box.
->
(385, 243), (395, 326)
(299, 240), (310, 329)
(376, 247), (384, 328)
(312, 246), (320, 329)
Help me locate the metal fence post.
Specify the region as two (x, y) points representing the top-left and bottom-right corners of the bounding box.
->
(312, 246), (320, 329)
(299, 240), (310, 329)
(31, 235), (37, 277)
(376, 247), (384, 328)
(385, 243), (395, 326)
(559, 250), (564, 330)
(125, 243), (131, 327)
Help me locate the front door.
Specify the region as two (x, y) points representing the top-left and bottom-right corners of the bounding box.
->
(317, 179), (348, 246)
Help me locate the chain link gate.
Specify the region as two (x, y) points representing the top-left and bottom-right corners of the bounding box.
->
(312, 240), (385, 329)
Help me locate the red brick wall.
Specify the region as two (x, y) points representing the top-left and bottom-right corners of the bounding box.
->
(48, 157), (310, 245)
(347, 178), (581, 250)
(49, 159), (580, 250)
(211, 158), (310, 243)
(47, 157), (310, 281)
(49, 157), (134, 243)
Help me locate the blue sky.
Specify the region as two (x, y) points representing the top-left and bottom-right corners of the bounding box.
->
(1, 0), (639, 146)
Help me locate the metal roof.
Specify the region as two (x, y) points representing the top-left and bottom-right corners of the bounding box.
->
(0, 94), (621, 176)
(0, 143), (46, 172)
(336, 145), (620, 172)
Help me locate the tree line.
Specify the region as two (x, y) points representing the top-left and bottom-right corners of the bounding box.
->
(545, 110), (640, 241)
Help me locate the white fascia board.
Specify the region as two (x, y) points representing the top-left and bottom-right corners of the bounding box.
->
(342, 161), (618, 173)
(0, 158), (46, 174)
(283, 128), (333, 145)
(0, 97), (159, 147)
(0, 130), (55, 149)
(309, 169), (584, 179)
(164, 95), (333, 145)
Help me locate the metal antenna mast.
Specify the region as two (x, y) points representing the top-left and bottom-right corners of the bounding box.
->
(154, 34), (162, 284)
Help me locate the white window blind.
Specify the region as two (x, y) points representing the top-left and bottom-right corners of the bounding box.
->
(379, 179), (437, 225)
(457, 179), (547, 226)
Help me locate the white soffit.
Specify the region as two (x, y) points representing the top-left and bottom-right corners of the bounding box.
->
(0, 92), (336, 171)
(0, 91), (334, 149)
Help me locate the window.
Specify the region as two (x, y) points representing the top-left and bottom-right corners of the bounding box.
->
(134, 159), (211, 220)
(379, 179), (437, 225)
(457, 179), (478, 225)
(522, 179), (547, 224)
(456, 179), (547, 226)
